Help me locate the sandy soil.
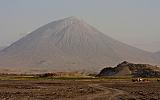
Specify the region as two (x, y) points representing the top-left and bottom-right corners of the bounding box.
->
(0, 80), (159, 100)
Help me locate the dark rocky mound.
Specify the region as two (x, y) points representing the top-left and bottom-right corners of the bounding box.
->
(97, 61), (160, 77)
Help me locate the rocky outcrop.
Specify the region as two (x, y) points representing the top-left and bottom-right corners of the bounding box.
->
(97, 61), (160, 77)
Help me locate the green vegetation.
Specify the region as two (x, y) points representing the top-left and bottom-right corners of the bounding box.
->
(0, 75), (135, 81)
(0, 74), (159, 81)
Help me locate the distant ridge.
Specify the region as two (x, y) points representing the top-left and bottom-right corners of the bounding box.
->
(0, 47), (6, 51)
(154, 51), (160, 57)
(0, 16), (157, 73)
(153, 51), (160, 64)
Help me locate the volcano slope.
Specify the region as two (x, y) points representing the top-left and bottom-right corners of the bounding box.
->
(0, 17), (157, 73)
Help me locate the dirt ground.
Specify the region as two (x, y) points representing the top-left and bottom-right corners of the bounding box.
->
(102, 81), (160, 100)
(0, 80), (159, 100)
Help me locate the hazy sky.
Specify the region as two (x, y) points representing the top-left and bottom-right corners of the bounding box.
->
(0, 0), (160, 52)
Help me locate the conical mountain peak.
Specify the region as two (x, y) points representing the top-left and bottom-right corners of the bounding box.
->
(0, 17), (157, 73)
(58, 16), (87, 26)
(65, 16), (80, 20)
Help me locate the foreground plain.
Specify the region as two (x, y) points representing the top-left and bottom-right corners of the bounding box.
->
(0, 77), (160, 100)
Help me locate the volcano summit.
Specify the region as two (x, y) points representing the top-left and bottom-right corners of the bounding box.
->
(0, 17), (157, 73)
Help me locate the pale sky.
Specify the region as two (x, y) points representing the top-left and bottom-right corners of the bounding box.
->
(0, 0), (160, 52)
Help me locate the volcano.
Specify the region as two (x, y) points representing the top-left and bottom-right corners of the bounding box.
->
(0, 17), (156, 73)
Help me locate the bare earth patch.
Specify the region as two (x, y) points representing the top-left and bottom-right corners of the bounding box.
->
(0, 80), (160, 100)
(101, 82), (160, 100)
(0, 80), (102, 100)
